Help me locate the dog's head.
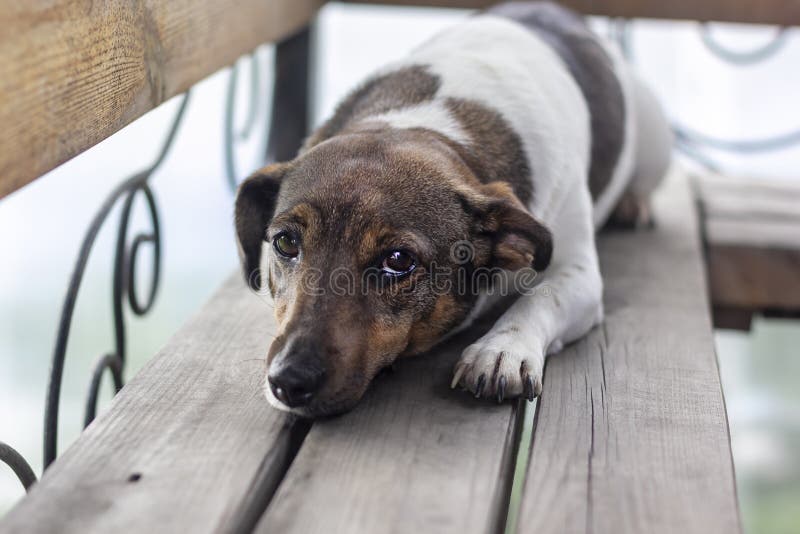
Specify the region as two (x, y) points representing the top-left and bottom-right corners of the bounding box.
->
(235, 127), (551, 416)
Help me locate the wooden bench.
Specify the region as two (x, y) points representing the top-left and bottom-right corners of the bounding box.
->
(0, 171), (740, 533)
(695, 172), (800, 330)
(1, 1), (752, 533)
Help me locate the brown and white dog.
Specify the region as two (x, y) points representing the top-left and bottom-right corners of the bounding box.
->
(235, 1), (672, 416)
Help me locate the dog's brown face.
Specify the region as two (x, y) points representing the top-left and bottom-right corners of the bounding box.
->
(235, 127), (551, 416)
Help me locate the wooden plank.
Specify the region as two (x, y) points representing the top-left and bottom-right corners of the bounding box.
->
(695, 173), (800, 249)
(253, 310), (524, 534)
(694, 172), (800, 323)
(707, 245), (800, 313)
(0, 275), (300, 534)
(710, 306), (754, 331)
(705, 217), (800, 250)
(345, 0), (800, 25)
(517, 172), (741, 533)
(0, 0), (323, 200)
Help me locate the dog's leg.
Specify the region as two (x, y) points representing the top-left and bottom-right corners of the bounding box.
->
(607, 77), (672, 229)
(452, 183), (602, 400)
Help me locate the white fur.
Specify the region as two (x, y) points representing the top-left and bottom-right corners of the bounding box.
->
(369, 100), (471, 145)
(382, 16), (592, 224)
(591, 38), (638, 228)
(353, 15), (608, 398)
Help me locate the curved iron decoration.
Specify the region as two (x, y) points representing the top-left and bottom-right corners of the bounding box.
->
(224, 54), (263, 192)
(44, 93), (191, 468)
(614, 20), (800, 168)
(3, 25), (310, 493)
(674, 123), (800, 153)
(700, 24), (789, 66)
(0, 442), (37, 491)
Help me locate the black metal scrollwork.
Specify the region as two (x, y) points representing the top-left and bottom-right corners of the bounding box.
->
(700, 24), (789, 66)
(3, 27), (309, 499)
(44, 93), (190, 468)
(614, 20), (800, 169)
(0, 442), (37, 491)
(225, 54), (263, 191)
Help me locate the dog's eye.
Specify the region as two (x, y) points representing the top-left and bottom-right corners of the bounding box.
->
(273, 233), (300, 258)
(381, 250), (416, 276)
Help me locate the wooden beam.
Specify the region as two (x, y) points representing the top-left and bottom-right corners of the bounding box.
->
(695, 172), (800, 327)
(0, 276), (303, 534)
(253, 309), (524, 534)
(344, 0), (800, 25)
(0, 0), (323, 199)
(708, 245), (800, 315)
(517, 172), (741, 533)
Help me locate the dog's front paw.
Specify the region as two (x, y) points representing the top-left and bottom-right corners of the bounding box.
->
(451, 333), (544, 402)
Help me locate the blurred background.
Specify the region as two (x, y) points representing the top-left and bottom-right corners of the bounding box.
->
(1, 3), (799, 532)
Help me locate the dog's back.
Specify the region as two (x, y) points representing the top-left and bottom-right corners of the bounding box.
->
(305, 1), (670, 228)
(489, 2), (629, 207)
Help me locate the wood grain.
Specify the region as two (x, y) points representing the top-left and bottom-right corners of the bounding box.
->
(0, 0), (323, 199)
(696, 173), (800, 250)
(695, 172), (800, 325)
(708, 245), (800, 313)
(517, 172), (741, 534)
(253, 309), (524, 534)
(0, 275), (299, 534)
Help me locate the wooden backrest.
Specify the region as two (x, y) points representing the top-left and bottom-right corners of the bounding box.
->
(0, 0), (323, 200)
(2, 0), (796, 201)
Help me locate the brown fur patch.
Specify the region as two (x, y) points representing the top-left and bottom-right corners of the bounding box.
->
(405, 294), (466, 355)
(444, 97), (533, 205)
(302, 65), (440, 151)
(234, 162), (290, 289)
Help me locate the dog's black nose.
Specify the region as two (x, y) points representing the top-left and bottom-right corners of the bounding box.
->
(268, 360), (326, 408)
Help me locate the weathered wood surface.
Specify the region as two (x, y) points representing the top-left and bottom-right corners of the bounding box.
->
(0, 275), (298, 534)
(0, 0), (323, 199)
(1, 173), (736, 533)
(517, 172), (741, 534)
(695, 172), (800, 327)
(347, 0), (800, 25)
(696, 173), (800, 250)
(254, 310), (523, 534)
(708, 245), (800, 314)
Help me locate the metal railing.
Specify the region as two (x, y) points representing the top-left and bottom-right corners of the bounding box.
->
(1, 26), (310, 493)
(613, 20), (800, 171)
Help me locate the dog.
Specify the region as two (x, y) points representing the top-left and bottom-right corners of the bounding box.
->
(235, 1), (672, 416)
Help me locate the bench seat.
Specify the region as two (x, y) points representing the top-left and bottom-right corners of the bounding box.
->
(0, 171), (740, 534)
(695, 172), (800, 329)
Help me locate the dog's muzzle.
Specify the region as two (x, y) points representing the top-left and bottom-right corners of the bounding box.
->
(267, 336), (327, 408)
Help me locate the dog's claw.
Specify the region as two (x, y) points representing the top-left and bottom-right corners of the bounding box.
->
(497, 375), (507, 403)
(451, 363), (466, 389)
(534, 377), (543, 398)
(524, 375), (535, 402)
(475, 374), (486, 398)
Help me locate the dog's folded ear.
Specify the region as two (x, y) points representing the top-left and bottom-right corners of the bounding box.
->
(484, 199), (552, 271)
(466, 183), (553, 272)
(235, 163), (289, 290)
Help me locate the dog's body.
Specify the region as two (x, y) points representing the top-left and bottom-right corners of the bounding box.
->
(235, 1), (672, 415)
